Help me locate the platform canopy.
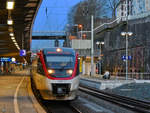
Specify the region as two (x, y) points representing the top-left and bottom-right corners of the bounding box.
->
(0, 0), (42, 62)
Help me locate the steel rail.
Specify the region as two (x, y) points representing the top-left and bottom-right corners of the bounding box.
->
(79, 85), (150, 113)
(68, 104), (83, 113)
(42, 101), (82, 113)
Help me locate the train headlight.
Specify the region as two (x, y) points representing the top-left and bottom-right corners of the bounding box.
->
(48, 69), (55, 74)
(67, 69), (73, 75)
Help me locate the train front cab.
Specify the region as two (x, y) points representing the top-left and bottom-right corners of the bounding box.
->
(32, 48), (80, 100)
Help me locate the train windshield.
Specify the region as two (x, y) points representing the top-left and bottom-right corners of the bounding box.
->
(45, 55), (74, 69)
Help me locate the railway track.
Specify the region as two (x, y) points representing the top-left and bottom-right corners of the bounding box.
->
(43, 101), (82, 113)
(79, 85), (150, 113)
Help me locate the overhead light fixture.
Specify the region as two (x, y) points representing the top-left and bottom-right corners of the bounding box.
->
(121, 32), (126, 36)
(6, 0), (15, 10)
(128, 32), (133, 36)
(17, 47), (20, 50)
(13, 39), (16, 42)
(7, 19), (13, 25)
(11, 57), (16, 62)
(10, 33), (14, 36)
(11, 37), (15, 40)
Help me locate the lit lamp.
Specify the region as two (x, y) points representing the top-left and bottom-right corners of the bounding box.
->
(78, 24), (83, 39)
(14, 42), (17, 45)
(82, 34), (86, 39)
(6, 0), (15, 10)
(11, 57), (16, 62)
(7, 19), (13, 25)
(96, 41), (104, 45)
(78, 24), (83, 29)
(11, 37), (15, 40)
(12, 39), (16, 42)
(10, 33), (14, 36)
(101, 42), (104, 45)
(121, 32), (133, 36)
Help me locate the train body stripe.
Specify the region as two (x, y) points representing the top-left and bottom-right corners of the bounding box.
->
(39, 51), (49, 77)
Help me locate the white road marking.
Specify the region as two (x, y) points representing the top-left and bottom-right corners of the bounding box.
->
(14, 77), (25, 113)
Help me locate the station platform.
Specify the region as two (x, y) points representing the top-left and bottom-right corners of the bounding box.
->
(80, 74), (150, 102)
(0, 75), (46, 113)
(80, 74), (150, 90)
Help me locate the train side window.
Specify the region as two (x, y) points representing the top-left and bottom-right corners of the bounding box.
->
(37, 58), (44, 75)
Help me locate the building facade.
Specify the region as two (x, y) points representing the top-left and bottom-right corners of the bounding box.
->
(117, 0), (150, 18)
(117, 0), (133, 18)
(145, 0), (150, 11)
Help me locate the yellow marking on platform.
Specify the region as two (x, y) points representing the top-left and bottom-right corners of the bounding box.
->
(14, 76), (25, 113)
(27, 80), (46, 113)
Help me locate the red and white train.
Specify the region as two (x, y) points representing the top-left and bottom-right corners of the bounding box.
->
(31, 47), (80, 100)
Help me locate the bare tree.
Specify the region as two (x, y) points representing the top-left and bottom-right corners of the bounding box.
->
(107, 0), (120, 18)
(67, 4), (77, 26)
(67, 0), (107, 32)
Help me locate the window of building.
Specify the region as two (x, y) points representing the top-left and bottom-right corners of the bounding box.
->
(121, 5), (124, 10)
(121, 12), (124, 16)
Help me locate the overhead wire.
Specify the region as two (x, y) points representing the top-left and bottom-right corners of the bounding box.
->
(34, 0), (88, 34)
(58, 0), (70, 32)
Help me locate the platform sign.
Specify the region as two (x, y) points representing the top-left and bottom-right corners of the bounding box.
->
(128, 56), (132, 60)
(122, 56), (132, 60)
(0, 57), (11, 62)
(122, 56), (126, 60)
(20, 50), (26, 56)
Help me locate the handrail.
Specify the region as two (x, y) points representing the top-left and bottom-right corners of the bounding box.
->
(94, 17), (123, 31)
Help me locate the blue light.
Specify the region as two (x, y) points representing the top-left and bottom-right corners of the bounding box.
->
(20, 50), (26, 56)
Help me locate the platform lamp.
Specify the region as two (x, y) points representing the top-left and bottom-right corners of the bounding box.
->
(7, 18), (13, 25)
(6, 0), (15, 10)
(9, 32), (14, 37)
(121, 31), (133, 80)
(96, 41), (104, 75)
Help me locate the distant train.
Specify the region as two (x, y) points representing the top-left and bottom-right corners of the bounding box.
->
(31, 47), (80, 100)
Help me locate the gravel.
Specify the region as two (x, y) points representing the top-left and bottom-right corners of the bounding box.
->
(105, 83), (150, 102)
(73, 91), (135, 113)
(78, 77), (150, 112)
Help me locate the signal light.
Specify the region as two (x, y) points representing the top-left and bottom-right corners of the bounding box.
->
(78, 24), (83, 28)
(82, 34), (86, 38)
